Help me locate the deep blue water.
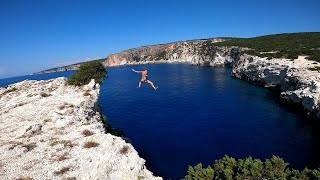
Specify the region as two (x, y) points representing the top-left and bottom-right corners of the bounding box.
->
(0, 71), (75, 87)
(1, 64), (320, 179)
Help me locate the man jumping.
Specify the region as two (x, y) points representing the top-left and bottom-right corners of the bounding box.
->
(132, 68), (158, 90)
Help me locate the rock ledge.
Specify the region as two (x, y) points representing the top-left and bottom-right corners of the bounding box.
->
(0, 77), (161, 180)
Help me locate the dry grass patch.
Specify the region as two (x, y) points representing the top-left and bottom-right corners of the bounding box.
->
(21, 125), (43, 138)
(82, 129), (94, 137)
(22, 143), (37, 152)
(83, 90), (91, 96)
(83, 141), (99, 148)
(0, 162), (3, 172)
(40, 92), (51, 97)
(58, 103), (75, 110)
(8, 141), (23, 150)
(66, 177), (77, 180)
(16, 177), (33, 180)
(54, 166), (71, 176)
(43, 118), (52, 123)
(22, 159), (41, 170)
(50, 140), (76, 148)
(120, 145), (129, 155)
(58, 104), (66, 110)
(56, 152), (70, 161)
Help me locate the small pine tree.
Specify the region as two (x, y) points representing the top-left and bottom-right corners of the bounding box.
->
(264, 155), (289, 179)
(213, 155), (237, 180)
(185, 163), (214, 180)
(236, 156), (263, 179)
(68, 61), (107, 86)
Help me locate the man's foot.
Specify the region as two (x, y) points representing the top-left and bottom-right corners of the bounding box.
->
(154, 86), (158, 90)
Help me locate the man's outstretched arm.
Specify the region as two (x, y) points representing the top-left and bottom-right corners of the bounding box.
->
(132, 69), (142, 73)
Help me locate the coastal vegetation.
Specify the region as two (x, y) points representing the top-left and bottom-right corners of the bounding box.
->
(215, 32), (320, 61)
(68, 60), (123, 137)
(82, 129), (94, 137)
(83, 141), (99, 148)
(185, 155), (320, 180)
(120, 145), (130, 155)
(154, 51), (167, 60)
(308, 66), (320, 71)
(68, 61), (107, 86)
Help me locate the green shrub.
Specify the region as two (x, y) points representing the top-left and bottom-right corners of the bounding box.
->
(215, 32), (320, 62)
(308, 66), (320, 71)
(236, 156), (263, 179)
(264, 155), (289, 179)
(68, 61), (107, 86)
(184, 155), (320, 180)
(213, 155), (237, 180)
(185, 163), (214, 180)
(6, 87), (18, 93)
(153, 51), (167, 60)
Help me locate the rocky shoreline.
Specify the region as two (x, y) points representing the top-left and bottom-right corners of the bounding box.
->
(33, 38), (320, 119)
(105, 44), (320, 119)
(232, 54), (320, 119)
(0, 78), (161, 180)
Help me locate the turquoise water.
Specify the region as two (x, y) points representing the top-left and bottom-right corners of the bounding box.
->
(1, 64), (319, 179)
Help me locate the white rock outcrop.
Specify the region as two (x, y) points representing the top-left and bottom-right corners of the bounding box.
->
(232, 54), (320, 118)
(0, 77), (162, 180)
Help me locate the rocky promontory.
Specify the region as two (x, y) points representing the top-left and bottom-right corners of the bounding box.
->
(103, 38), (235, 67)
(232, 54), (320, 119)
(0, 78), (161, 180)
(34, 38), (233, 74)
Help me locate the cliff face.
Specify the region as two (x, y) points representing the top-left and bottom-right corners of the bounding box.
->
(232, 55), (320, 118)
(0, 78), (161, 180)
(34, 38), (236, 74)
(104, 38), (239, 67)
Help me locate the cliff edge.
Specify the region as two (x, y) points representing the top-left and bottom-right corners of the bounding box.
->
(232, 55), (320, 119)
(0, 78), (161, 180)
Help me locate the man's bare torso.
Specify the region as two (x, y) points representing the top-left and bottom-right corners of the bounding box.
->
(132, 68), (157, 90)
(141, 70), (148, 81)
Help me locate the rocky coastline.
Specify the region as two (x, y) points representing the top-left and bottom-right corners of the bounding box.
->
(103, 41), (320, 119)
(232, 54), (320, 119)
(0, 78), (161, 180)
(33, 38), (320, 119)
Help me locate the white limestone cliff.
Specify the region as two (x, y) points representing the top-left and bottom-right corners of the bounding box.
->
(0, 77), (162, 180)
(232, 54), (320, 118)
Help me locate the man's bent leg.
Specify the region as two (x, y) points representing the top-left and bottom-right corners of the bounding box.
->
(147, 80), (158, 90)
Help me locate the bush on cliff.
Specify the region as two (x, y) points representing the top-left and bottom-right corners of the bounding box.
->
(185, 155), (320, 180)
(215, 32), (320, 61)
(68, 61), (107, 86)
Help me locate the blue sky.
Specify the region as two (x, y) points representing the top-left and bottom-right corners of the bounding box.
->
(0, 0), (319, 78)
